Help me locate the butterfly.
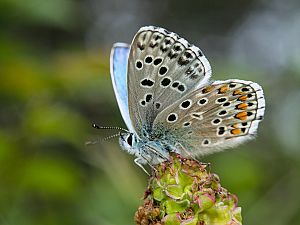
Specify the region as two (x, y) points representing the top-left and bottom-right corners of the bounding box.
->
(109, 26), (265, 173)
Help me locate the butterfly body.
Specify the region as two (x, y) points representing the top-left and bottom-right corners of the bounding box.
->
(110, 26), (265, 170)
(119, 127), (179, 165)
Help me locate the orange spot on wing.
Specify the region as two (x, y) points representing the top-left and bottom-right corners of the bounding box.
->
(219, 85), (229, 93)
(231, 129), (242, 135)
(232, 123), (239, 128)
(235, 111), (248, 120)
(233, 90), (244, 95)
(202, 86), (214, 94)
(237, 103), (248, 109)
(238, 95), (248, 101)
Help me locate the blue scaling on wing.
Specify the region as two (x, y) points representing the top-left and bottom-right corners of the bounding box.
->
(110, 43), (135, 132)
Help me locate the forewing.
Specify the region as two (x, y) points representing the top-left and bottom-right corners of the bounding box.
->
(127, 26), (211, 136)
(110, 43), (135, 132)
(152, 79), (265, 156)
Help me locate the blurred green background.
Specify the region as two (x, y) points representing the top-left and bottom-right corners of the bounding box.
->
(1, 0), (300, 224)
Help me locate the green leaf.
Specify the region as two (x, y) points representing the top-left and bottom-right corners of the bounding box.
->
(163, 214), (181, 225)
(153, 187), (165, 201)
(166, 184), (184, 199)
(164, 199), (190, 214)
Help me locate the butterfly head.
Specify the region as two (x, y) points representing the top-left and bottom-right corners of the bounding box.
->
(119, 132), (139, 155)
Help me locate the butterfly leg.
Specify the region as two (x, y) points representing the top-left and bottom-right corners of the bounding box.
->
(145, 144), (169, 160)
(175, 142), (197, 161)
(147, 162), (158, 173)
(134, 157), (150, 175)
(201, 162), (211, 173)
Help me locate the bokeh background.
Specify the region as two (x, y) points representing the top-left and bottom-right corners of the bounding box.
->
(1, 0), (300, 224)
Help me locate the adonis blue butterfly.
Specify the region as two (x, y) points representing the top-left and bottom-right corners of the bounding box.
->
(108, 26), (265, 173)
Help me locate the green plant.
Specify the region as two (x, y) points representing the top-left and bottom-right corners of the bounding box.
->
(135, 153), (242, 225)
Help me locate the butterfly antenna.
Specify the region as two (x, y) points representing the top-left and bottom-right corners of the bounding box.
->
(103, 132), (121, 141)
(85, 132), (121, 146)
(85, 139), (100, 146)
(92, 123), (129, 133)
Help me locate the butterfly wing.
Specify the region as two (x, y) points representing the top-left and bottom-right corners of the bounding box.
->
(127, 26), (212, 136)
(152, 79), (265, 156)
(110, 43), (135, 132)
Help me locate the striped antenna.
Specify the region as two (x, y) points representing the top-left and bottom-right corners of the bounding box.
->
(92, 123), (129, 133)
(85, 132), (121, 146)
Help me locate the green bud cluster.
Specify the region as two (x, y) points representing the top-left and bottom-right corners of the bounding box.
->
(135, 153), (242, 225)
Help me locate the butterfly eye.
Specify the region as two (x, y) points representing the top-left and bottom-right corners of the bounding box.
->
(127, 134), (133, 146)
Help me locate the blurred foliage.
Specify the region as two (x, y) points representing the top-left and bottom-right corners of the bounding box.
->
(1, 0), (77, 28)
(0, 0), (300, 225)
